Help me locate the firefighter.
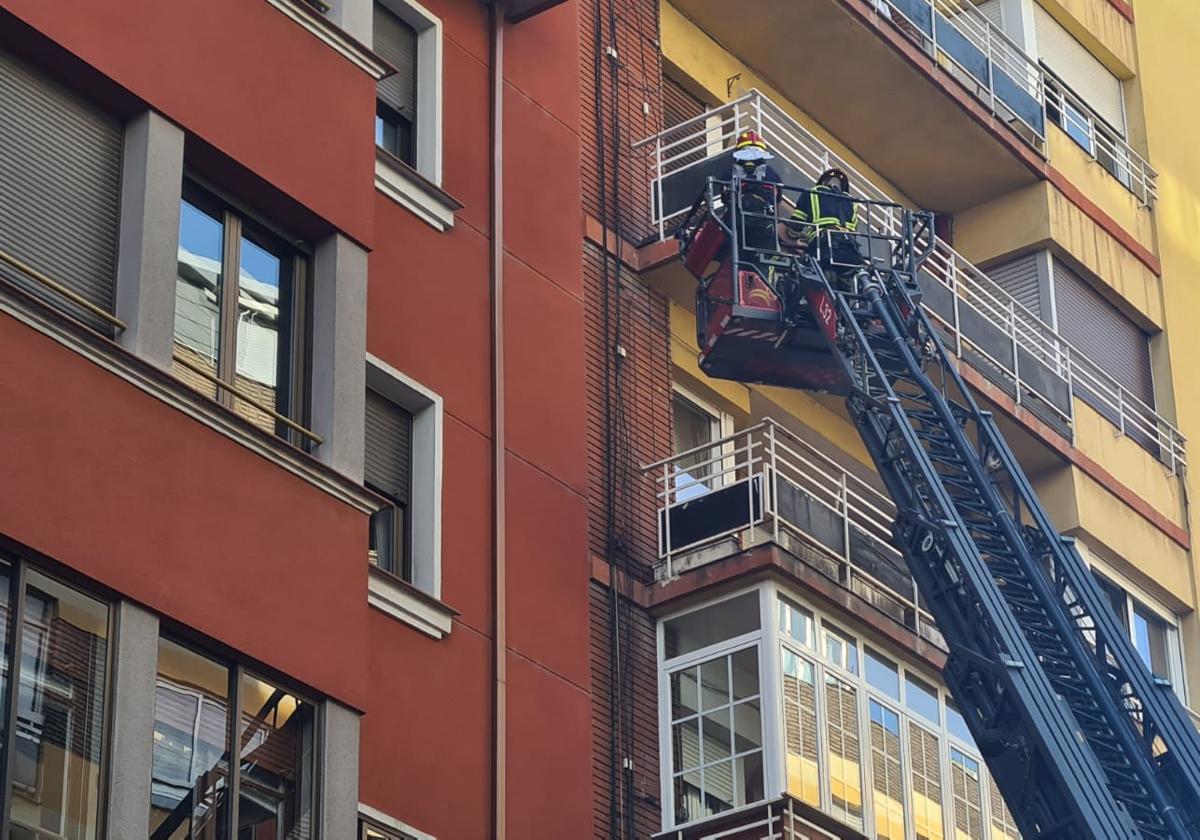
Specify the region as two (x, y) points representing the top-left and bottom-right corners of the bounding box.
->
(782, 166), (866, 292)
(726, 129), (784, 281)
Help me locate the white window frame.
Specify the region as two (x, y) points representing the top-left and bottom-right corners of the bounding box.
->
(670, 384), (735, 499)
(372, 0), (456, 231)
(1081, 542), (1188, 702)
(365, 353), (451, 638)
(657, 585), (773, 830)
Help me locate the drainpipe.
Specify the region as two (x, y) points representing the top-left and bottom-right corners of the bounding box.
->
(488, 3), (507, 839)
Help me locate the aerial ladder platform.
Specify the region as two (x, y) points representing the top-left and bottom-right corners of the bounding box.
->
(677, 174), (1200, 838)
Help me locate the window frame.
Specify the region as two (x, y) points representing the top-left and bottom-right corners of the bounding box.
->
(0, 554), (115, 836)
(149, 633), (323, 838)
(658, 585), (769, 829)
(1090, 562), (1187, 700)
(364, 354), (452, 639)
(670, 384), (735, 498)
(175, 179), (314, 447)
(661, 581), (1022, 839)
(365, 387), (415, 581)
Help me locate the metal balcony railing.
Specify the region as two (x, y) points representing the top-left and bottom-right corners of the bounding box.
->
(885, 0), (1047, 148)
(1042, 65), (1157, 205)
(652, 794), (859, 840)
(633, 90), (1186, 472)
(643, 419), (945, 649)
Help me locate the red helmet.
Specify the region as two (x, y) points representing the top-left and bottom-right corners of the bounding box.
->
(733, 129), (773, 162)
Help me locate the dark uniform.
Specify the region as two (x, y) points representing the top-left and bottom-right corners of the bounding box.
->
(785, 182), (864, 290)
(731, 163), (783, 279)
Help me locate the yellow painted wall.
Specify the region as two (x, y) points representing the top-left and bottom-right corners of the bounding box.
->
(659, 1), (914, 209)
(1047, 127), (1155, 253)
(955, 179), (1162, 330)
(1132, 0), (1200, 698)
(1035, 0), (1136, 78)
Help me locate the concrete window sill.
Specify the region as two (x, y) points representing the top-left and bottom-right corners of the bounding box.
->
(367, 565), (456, 639)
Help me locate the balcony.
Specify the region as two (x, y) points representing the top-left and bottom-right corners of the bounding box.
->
(632, 90), (1185, 473)
(1042, 64), (1157, 206)
(664, 0), (1044, 210)
(652, 793), (866, 840)
(644, 419), (946, 650)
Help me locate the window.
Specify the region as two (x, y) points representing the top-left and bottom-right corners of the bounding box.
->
(366, 388), (414, 580)
(661, 591), (765, 827)
(1094, 571), (1184, 691)
(374, 3), (417, 166)
(364, 356), (450, 637)
(667, 649), (764, 823)
(149, 637), (318, 838)
(173, 184), (312, 444)
(771, 590), (1019, 840)
(0, 48), (122, 334)
(0, 561), (111, 840)
(671, 389), (730, 500)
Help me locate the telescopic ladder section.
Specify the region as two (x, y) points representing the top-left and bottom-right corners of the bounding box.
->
(809, 258), (1200, 838)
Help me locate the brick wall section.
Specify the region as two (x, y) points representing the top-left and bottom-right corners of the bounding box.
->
(590, 581), (663, 839)
(579, 0), (662, 242)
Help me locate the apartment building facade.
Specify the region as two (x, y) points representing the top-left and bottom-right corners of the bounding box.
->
(0, 0), (594, 837)
(583, 0), (1200, 837)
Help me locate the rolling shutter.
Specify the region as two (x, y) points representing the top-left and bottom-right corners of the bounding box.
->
(975, 0), (1003, 29)
(1053, 259), (1152, 405)
(1034, 5), (1125, 133)
(365, 389), (413, 504)
(374, 4), (417, 120)
(984, 252), (1044, 319)
(0, 48), (122, 331)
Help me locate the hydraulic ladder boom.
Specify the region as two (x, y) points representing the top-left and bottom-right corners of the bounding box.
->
(808, 257), (1200, 838)
(680, 179), (1200, 838)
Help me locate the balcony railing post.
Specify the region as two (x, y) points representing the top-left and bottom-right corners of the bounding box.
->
(1064, 345), (1077, 447)
(768, 424), (780, 547)
(655, 138), (666, 240)
(1118, 388), (1126, 437)
(662, 462), (673, 579)
(1009, 299), (1021, 405)
(950, 254), (963, 358)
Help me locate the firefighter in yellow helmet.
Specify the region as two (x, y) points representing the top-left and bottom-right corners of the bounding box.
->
(782, 166), (865, 291)
(726, 129), (784, 282)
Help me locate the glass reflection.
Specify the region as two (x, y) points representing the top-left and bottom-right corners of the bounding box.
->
(173, 200), (224, 399)
(909, 724), (944, 840)
(237, 673), (316, 839)
(233, 236), (285, 433)
(950, 748), (985, 840)
(782, 650), (820, 807)
(149, 639), (231, 839)
(825, 674), (863, 829)
(10, 571), (109, 840)
(869, 699), (905, 840)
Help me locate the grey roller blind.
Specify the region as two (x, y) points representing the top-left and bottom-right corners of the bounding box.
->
(0, 48), (122, 331)
(365, 389), (413, 504)
(374, 4), (417, 119)
(1034, 5), (1125, 133)
(984, 252), (1044, 319)
(975, 0), (1003, 28)
(1053, 259), (1152, 405)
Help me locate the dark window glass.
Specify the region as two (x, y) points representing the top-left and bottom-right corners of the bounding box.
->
(238, 674), (317, 839)
(664, 593), (759, 659)
(365, 389), (414, 580)
(374, 3), (418, 167)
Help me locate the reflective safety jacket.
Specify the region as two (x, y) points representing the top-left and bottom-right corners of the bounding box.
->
(787, 185), (860, 242)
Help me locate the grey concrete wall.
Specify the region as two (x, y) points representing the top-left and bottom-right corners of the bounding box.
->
(327, 0), (372, 44)
(115, 110), (184, 370)
(311, 233), (368, 482)
(321, 700), (362, 837)
(105, 601), (160, 837)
